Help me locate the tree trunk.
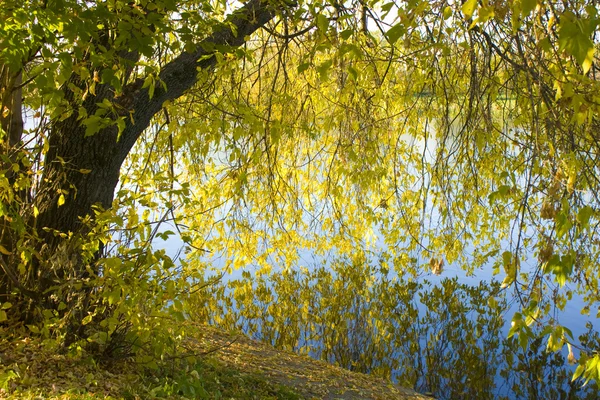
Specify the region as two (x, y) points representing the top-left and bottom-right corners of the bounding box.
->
(36, 0), (279, 243)
(1, 0), (283, 318)
(0, 0), (290, 320)
(0, 66), (24, 303)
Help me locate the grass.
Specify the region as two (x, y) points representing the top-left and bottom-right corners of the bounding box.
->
(0, 326), (429, 399)
(0, 335), (301, 400)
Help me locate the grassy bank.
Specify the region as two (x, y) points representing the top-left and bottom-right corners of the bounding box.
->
(0, 326), (430, 399)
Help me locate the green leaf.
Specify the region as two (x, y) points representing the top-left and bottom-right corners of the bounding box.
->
(340, 29), (353, 40)
(316, 60), (332, 81)
(83, 115), (107, 137)
(149, 81), (155, 100)
(0, 310), (6, 322)
(316, 14), (329, 32)
(577, 205), (593, 227)
(0, 370), (18, 390)
(101, 68), (115, 84)
(381, 2), (394, 13)
(107, 288), (121, 305)
(385, 23), (405, 44)
(347, 65), (358, 81)
(521, 0), (537, 17)
(143, 75), (156, 99)
(1, 302), (12, 309)
(558, 13), (596, 74)
(477, 5), (495, 22)
(297, 62), (310, 74)
(82, 314), (93, 325)
(443, 6), (452, 20)
(556, 209), (573, 238)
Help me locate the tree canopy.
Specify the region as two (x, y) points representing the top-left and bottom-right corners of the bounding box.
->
(1, 0), (600, 387)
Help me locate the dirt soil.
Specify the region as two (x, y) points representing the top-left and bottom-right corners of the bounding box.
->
(194, 326), (433, 400)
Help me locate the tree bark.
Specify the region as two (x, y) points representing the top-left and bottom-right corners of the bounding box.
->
(0, 66), (25, 303)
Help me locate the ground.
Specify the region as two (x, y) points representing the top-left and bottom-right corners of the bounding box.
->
(0, 325), (432, 399)
(197, 326), (432, 400)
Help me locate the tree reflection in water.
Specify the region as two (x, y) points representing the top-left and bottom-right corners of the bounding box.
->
(191, 257), (599, 399)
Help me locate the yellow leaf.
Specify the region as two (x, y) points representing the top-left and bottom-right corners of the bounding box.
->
(33, 206), (39, 218)
(582, 47), (594, 74)
(461, 0), (477, 19)
(443, 6), (452, 19)
(429, 257), (444, 275)
(0, 245), (11, 255)
(58, 194), (65, 207)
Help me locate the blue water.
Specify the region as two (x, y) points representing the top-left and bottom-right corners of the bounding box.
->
(151, 226), (600, 398)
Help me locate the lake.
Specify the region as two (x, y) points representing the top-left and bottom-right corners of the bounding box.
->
(154, 227), (600, 399)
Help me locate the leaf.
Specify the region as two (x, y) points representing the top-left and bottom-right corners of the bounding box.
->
(27, 324), (40, 333)
(143, 75), (156, 99)
(149, 81), (155, 99)
(316, 60), (332, 81)
(500, 251), (516, 288)
(297, 62), (310, 74)
(107, 288), (121, 305)
(573, 364), (585, 381)
(1, 302), (12, 309)
(316, 14), (329, 32)
(385, 23), (405, 44)
(477, 5), (494, 22)
(521, 0), (537, 17)
(340, 29), (353, 40)
(577, 205), (593, 227)
(381, 2), (394, 14)
(556, 210), (573, 238)
(461, 0), (478, 19)
(0, 370), (17, 390)
(0, 310), (6, 322)
(101, 68), (115, 84)
(83, 115), (106, 136)
(558, 13), (596, 74)
(0, 245), (11, 255)
(443, 6), (452, 20)
(58, 194), (66, 207)
(347, 65), (358, 81)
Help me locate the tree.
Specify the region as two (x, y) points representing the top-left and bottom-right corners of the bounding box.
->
(1, 0), (599, 383)
(1, 0), (280, 304)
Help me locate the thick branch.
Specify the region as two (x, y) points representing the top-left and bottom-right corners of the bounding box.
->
(32, 0), (290, 251)
(116, 0), (286, 165)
